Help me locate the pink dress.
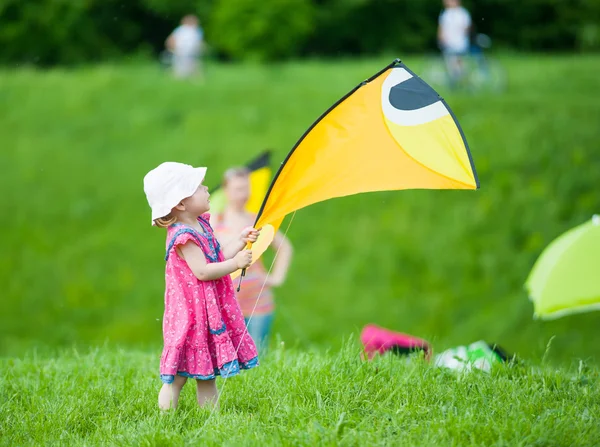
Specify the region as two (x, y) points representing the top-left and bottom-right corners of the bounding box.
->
(159, 214), (258, 384)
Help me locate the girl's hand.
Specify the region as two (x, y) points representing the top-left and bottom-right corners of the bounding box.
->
(234, 250), (253, 269)
(240, 227), (260, 244)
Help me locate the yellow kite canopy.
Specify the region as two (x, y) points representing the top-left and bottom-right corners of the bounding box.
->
(232, 59), (479, 280)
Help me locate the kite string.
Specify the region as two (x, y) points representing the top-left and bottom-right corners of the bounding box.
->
(201, 210), (297, 426)
(242, 210), (296, 342)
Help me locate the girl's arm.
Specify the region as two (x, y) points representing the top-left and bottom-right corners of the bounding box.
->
(265, 231), (293, 287)
(178, 242), (252, 281)
(222, 227), (260, 260)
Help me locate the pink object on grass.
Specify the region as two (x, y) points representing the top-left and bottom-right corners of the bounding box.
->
(360, 324), (432, 360)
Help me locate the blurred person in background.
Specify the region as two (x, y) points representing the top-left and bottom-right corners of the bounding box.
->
(437, 0), (472, 86)
(214, 167), (293, 353)
(165, 14), (204, 79)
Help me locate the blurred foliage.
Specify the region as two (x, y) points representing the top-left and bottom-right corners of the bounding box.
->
(211, 0), (315, 61)
(0, 0), (599, 64)
(304, 0), (440, 56)
(1, 55), (599, 364)
(466, 0), (600, 51)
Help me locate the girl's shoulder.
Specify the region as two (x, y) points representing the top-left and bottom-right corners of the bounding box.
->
(164, 226), (204, 262)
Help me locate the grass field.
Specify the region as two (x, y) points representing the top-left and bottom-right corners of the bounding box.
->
(2, 344), (600, 446)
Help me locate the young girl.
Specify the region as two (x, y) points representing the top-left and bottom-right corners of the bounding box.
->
(213, 167), (293, 352)
(143, 162), (260, 410)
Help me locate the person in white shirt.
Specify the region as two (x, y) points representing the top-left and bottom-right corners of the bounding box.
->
(437, 0), (472, 85)
(166, 15), (204, 79)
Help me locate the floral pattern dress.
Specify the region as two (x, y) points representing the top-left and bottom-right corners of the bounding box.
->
(159, 214), (258, 383)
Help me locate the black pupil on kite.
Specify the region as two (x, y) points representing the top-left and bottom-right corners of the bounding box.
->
(389, 77), (440, 111)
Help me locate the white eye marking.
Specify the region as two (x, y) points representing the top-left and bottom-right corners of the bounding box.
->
(381, 68), (449, 126)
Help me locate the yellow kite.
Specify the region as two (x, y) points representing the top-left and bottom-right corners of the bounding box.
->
(233, 59), (479, 281)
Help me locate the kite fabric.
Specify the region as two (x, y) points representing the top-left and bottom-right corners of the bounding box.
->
(231, 59), (479, 279)
(209, 150), (272, 215)
(525, 215), (600, 320)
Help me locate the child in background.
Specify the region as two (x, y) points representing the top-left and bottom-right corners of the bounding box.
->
(437, 0), (472, 86)
(165, 15), (204, 79)
(143, 162), (259, 410)
(214, 167), (293, 352)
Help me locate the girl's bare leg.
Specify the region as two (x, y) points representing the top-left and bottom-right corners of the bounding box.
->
(196, 379), (219, 409)
(158, 375), (187, 410)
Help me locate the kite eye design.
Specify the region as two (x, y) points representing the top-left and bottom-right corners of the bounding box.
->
(379, 66), (475, 186)
(381, 68), (450, 126)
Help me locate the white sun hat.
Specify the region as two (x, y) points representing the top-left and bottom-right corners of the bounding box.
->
(143, 162), (207, 224)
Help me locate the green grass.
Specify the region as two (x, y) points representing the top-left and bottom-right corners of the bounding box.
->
(1, 54), (599, 364)
(2, 344), (600, 446)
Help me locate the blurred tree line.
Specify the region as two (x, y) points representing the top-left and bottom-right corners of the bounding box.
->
(0, 0), (599, 64)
